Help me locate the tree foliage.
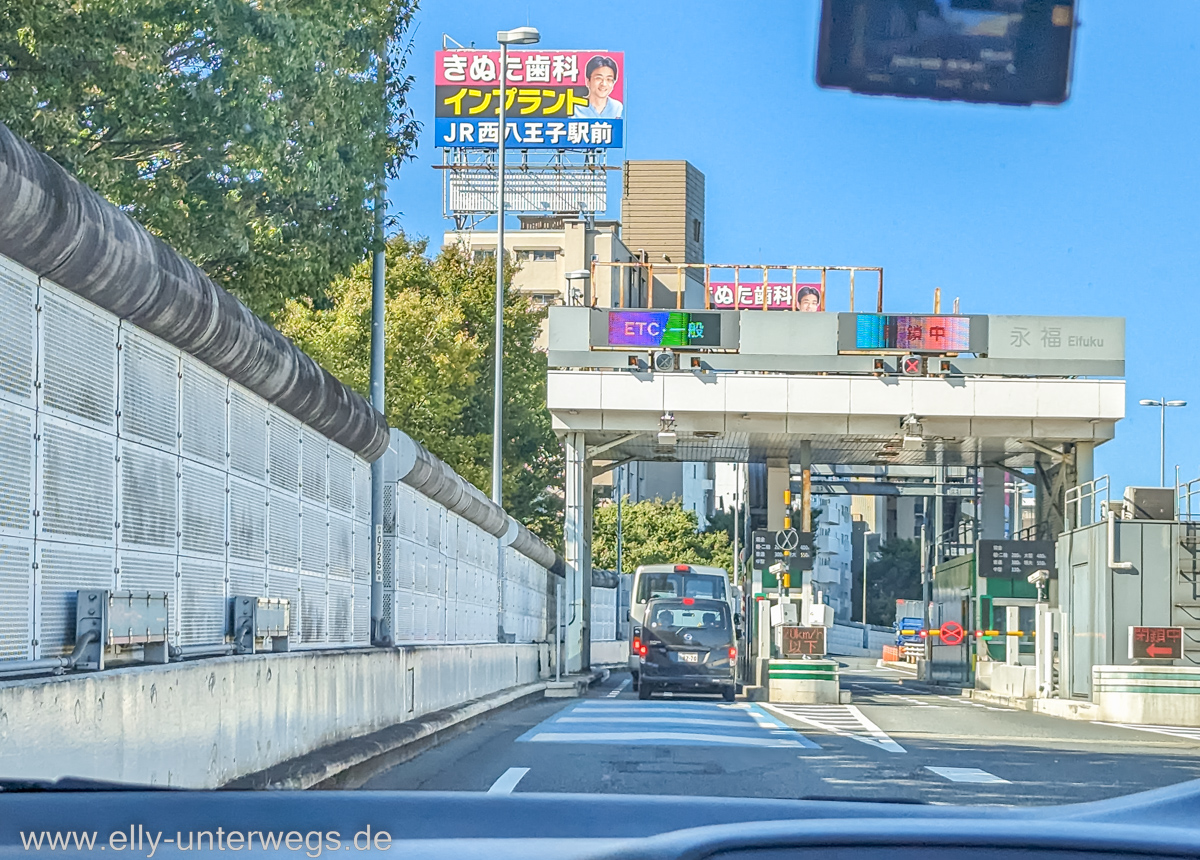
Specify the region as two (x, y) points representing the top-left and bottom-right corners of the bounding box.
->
(861, 538), (922, 626)
(277, 234), (563, 545)
(592, 498), (733, 575)
(0, 0), (419, 319)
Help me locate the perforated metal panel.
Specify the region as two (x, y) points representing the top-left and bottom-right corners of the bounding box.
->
(180, 359), (226, 468)
(268, 569), (300, 638)
(228, 386), (267, 480)
(328, 514), (353, 579)
(299, 574), (327, 643)
(178, 558), (226, 645)
(180, 461), (226, 557)
(301, 428), (327, 503)
(119, 441), (178, 551)
(396, 538), (414, 589)
(39, 417), (115, 543)
(268, 411), (300, 492)
(119, 330), (179, 449)
(353, 581), (370, 642)
(328, 578), (352, 643)
(426, 504), (440, 550)
(0, 260), (35, 404)
(0, 402), (34, 535)
(228, 564), (266, 599)
(37, 542), (115, 656)
(328, 447), (353, 514)
(396, 483), (415, 538)
(353, 525), (369, 582)
(0, 538), (33, 659)
(353, 460), (370, 523)
(40, 289), (117, 429)
(268, 491), (299, 571)
(300, 502), (326, 575)
(117, 552), (177, 635)
(228, 478), (267, 563)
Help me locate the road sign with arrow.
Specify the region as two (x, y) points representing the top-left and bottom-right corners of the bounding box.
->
(1129, 626), (1183, 660)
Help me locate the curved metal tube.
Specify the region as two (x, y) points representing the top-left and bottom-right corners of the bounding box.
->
(0, 122), (389, 462)
(391, 429), (565, 573)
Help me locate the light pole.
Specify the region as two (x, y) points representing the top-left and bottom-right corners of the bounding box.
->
(1139, 397), (1187, 487)
(491, 25), (540, 506)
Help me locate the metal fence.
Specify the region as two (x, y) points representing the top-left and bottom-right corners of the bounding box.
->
(0, 251), (562, 664)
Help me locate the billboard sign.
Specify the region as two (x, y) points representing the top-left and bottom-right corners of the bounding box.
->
(606, 311), (721, 348)
(435, 50), (625, 149)
(709, 282), (823, 311)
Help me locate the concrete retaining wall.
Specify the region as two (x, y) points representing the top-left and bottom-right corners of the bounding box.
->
(0, 643), (549, 789)
(826, 623), (892, 657)
(590, 640), (628, 666)
(1094, 665), (1200, 726)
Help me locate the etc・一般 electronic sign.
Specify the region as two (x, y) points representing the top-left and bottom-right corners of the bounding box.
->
(606, 311), (722, 348)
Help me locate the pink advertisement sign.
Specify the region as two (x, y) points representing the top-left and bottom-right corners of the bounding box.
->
(435, 50), (625, 104)
(708, 282), (824, 311)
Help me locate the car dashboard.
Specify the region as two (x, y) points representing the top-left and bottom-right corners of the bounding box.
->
(1, 781), (1198, 860)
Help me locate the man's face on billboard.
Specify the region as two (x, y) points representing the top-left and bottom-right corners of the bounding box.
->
(798, 292), (820, 312)
(588, 66), (616, 100)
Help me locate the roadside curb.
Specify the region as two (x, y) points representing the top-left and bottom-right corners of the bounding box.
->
(971, 689), (1101, 720)
(223, 682), (549, 791)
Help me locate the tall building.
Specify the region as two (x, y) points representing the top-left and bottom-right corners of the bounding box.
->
(620, 160), (706, 308)
(812, 496), (854, 621)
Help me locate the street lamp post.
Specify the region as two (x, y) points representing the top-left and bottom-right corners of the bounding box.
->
(1139, 397), (1187, 487)
(491, 26), (540, 506)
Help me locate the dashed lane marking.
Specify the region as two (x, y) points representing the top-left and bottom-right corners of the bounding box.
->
(487, 767), (530, 794)
(926, 766), (1009, 784)
(606, 678), (631, 697)
(764, 703), (907, 753)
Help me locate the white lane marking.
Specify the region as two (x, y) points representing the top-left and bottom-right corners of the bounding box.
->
(527, 731), (805, 747)
(1099, 723), (1200, 743)
(606, 678), (631, 697)
(487, 767), (530, 794)
(764, 704), (907, 753)
(557, 715), (777, 729)
(926, 766), (1009, 784)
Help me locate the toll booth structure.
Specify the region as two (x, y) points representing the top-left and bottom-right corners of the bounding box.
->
(1053, 480), (1200, 700)
(930, 553), (1046, 687)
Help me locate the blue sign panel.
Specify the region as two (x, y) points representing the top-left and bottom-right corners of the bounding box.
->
(435, 118), (623, 149)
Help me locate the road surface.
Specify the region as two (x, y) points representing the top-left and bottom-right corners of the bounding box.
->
(357, 657), (1200, 805)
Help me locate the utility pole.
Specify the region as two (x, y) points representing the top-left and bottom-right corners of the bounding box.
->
(369, 47), (388, 645)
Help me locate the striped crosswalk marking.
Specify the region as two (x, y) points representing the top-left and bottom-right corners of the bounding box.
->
(764, 703), (907, 753)
(516, 700), (820, 748)
(926, 766), (1008, 784)
(1100, 723), (1200, 744)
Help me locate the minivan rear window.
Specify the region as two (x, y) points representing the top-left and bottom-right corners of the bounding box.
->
(637, 572), (725, 602)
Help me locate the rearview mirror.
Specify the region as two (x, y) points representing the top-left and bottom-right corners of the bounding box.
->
(816, 0), (1076, 107)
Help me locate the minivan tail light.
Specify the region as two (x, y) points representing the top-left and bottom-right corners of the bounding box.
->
(682, 597), (695, 605)
(631, 636), (641, 653)
(638, 644), (648, 657)
(728, 646), (737, 661)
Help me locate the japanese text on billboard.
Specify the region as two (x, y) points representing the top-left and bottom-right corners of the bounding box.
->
(435, 50), (625, 149)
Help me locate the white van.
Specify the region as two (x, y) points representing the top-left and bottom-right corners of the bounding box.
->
(627, 563), (734, 688)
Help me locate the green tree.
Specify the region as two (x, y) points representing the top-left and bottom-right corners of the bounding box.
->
(0, 0), (419, 319)
(277, 234), (563, 545)
(862, 538), (922, 626)
(592, 498), (733, 575)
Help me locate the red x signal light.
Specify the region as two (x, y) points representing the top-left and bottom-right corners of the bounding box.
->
(901, 355), (925, 376)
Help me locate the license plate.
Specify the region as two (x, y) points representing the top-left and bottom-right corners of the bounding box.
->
(678, 652), (699, 663)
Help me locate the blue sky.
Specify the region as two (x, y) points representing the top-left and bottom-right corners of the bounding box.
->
(389, 1), (1200, 495)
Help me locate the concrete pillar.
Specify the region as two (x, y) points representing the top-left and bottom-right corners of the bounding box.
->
(564, 432), (593, 672)
(766, 457), (789, 530)
(1075, 442), (1095, 526)
(799, 440), (813, 534)
(1005, 605), (1021, 665)
(980, 466), (1006, 539)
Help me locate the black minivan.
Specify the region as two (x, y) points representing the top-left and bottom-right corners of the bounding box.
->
(633, 597), (737, 701)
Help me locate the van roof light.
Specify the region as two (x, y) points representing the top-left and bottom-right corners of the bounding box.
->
(682, 597), (695, 605)
(674, 564), (691, 572)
